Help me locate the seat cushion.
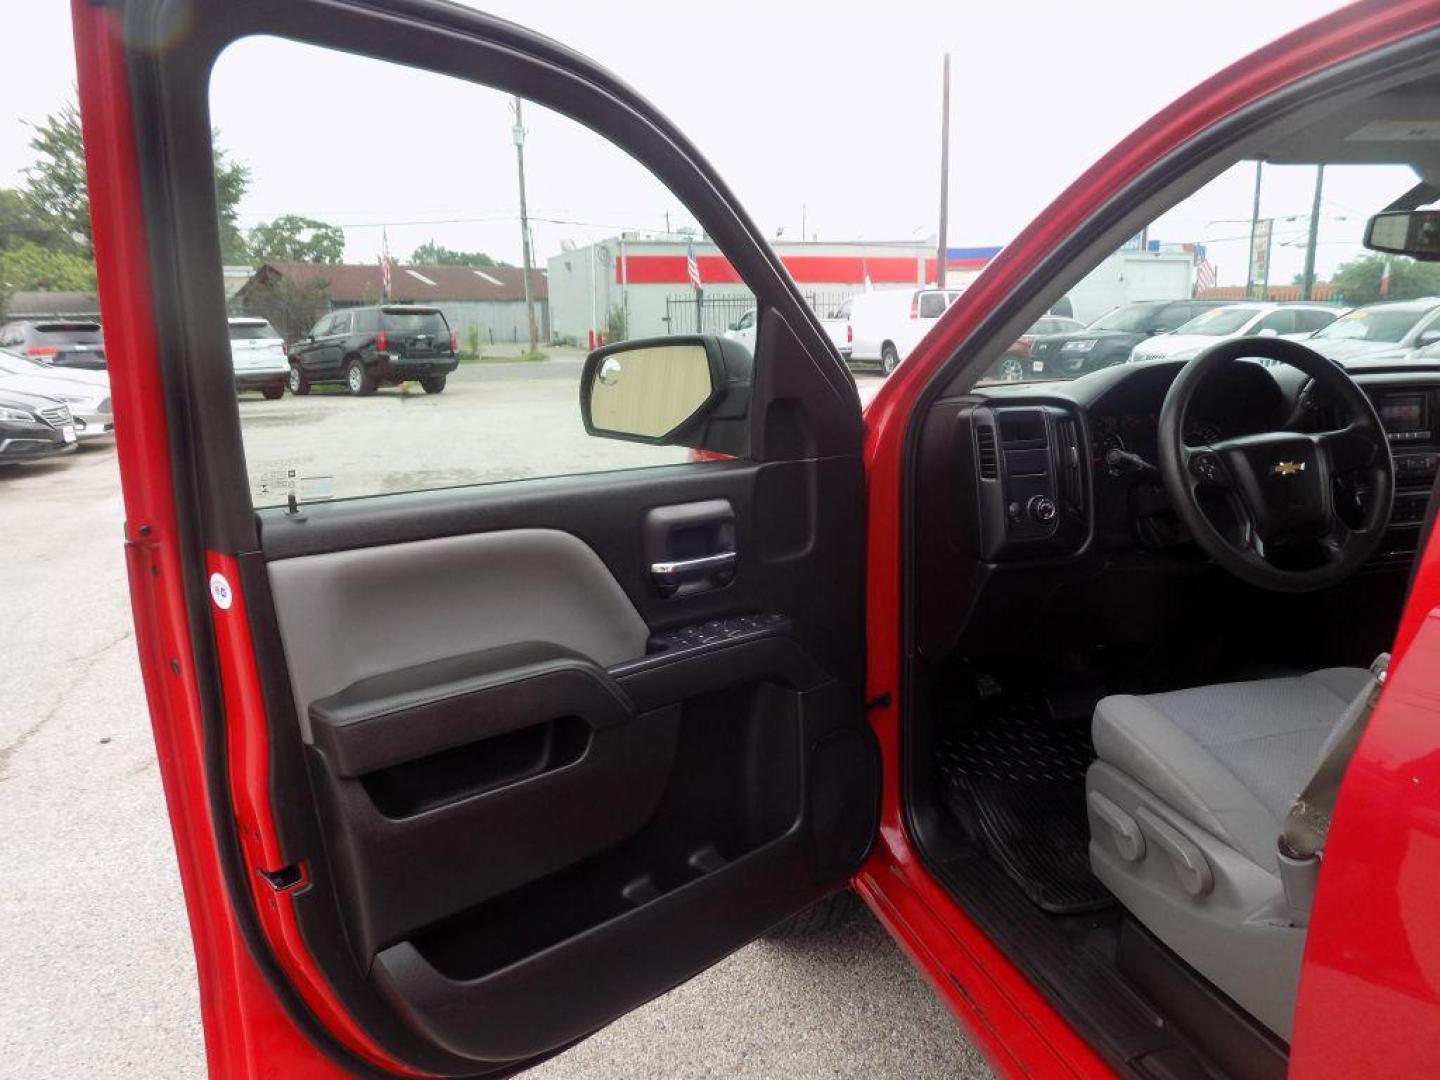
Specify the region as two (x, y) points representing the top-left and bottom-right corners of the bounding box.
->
(1092, 667), (1371, 870)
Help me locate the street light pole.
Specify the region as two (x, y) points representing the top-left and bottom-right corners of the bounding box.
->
(1245, 159), (1265, 300)
(936, 53), (951, 289)
(1301, 163), (1326, 301)
(512, 97), (539, 353)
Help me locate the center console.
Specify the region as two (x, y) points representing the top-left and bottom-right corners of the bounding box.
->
(971, 404), (1088, 561)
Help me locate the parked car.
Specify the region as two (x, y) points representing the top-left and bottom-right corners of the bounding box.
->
(1128, 301), (1343, 363)
(1026, 297), (1231, 376)
(1306, 296), (1440, 364)
(722, 308), (757, 354)
(991, 315), (1086, 381)
(820, 298), (852, 359)
(725, 303), (853, 360)
(286, 305), (459, 396)
(0, 388), (77, 464)
(228, 317), (289, 399)
(847, 286), (964, 373)
(0, 319), (106, 369)
(0, 347), (113, 440)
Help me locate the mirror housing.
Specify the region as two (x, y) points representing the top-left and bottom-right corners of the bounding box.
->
(1256, 327), (1280, 338)
(580, 334), (752, 458)
(1419, 329), (1440, 347)
(1364, 209), (1440, 261)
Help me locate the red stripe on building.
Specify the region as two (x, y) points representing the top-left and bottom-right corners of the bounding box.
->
(615, 252), (993, 286)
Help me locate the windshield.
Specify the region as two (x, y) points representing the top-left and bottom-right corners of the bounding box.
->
(229, 321), (281, 340)
(1312, 307), (1428, 344)
(381, 309), (448, 332)
(1171, 307), (1260, 336)
(1086, 305), (1163, 333)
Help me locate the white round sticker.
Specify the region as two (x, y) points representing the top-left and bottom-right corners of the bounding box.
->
(209, 572), (233, 611)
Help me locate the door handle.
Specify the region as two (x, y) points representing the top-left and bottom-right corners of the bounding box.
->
(650, 551), (736, 588)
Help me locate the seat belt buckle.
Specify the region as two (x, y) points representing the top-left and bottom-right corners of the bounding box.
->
(1276, 840), (1319, 927)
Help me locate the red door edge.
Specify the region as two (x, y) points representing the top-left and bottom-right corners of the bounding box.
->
(73, 4), (406, 1076)
(206, 553), (429, 1076)
(851, 0), (1440, 1074)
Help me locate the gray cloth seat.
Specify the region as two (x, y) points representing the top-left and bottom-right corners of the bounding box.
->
(1091, 667), (1372, 871)
(1085, 666), (1372, 1040)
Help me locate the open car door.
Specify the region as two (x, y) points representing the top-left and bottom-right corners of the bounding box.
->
(73, 1), (879, 1075)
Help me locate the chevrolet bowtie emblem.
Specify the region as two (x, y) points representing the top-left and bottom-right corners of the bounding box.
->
(1270, 460), (1306, 476)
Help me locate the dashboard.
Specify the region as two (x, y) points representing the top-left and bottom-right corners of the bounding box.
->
(918, 357), (1440, 570)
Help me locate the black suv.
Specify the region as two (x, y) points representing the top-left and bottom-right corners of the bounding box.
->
(0, 319), (106, 369)
(1028, 299), (1231, 377)
(287, 305), (458, 396)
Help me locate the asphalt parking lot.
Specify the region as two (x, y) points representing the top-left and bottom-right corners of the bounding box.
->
(0, 354), (986, 1079)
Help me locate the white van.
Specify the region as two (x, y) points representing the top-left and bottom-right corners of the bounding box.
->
(847, 286), (963, 373)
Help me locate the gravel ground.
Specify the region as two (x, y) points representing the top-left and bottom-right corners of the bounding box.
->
(0, 357), (985, 1080)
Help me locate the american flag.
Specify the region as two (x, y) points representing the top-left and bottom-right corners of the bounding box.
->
(686, 238), (702, 292)
(381, 228), (393, 300)
(1193, 243), (1217, 292)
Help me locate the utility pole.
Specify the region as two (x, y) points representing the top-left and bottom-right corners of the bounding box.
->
(936, 53), (951, 289)
(1245, 159), (1265, 300)
(1301, 163), (1326, 301)
(511, 97), (539, 354)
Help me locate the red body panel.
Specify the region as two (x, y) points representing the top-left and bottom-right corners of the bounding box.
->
(72, 5), (372, 1078)
(78, 0), (1440, 1075)
(852, 1), (1440, 1075)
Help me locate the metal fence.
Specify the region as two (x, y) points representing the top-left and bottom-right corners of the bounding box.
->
(662, 290), (859, 335)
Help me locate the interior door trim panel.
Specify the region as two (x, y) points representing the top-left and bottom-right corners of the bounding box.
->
(243, 458), (876, 1070)
(269, 528), (650, 737)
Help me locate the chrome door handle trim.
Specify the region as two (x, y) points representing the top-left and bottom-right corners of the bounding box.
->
(650, 551), (737, 585)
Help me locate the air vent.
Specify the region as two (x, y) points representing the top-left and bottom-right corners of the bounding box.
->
(1056, 415), (1083, 509)
(976, 425), (998, 479)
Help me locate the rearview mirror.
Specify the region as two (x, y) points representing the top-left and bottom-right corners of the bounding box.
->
(580, 334), (752, 455)
(1364, 209), (1440, 261)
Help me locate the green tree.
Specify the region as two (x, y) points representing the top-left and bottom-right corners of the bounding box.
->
(22, 103), (90, 252)
(0, 187), (68, 251)
(21, 101), (251, 261)
(1330, 252), (1440, 305)
(241, 271), (331, 342)
(249, 215), (345, 264)
(409, 240), (499, 267)
(0, 240), (98, 291)
(605, 303), (628, 343)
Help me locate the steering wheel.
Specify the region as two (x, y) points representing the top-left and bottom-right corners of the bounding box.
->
(1157, 336), (1393, 593)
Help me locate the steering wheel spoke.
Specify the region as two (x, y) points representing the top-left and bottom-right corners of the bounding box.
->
(1316, 422), (1378, 475)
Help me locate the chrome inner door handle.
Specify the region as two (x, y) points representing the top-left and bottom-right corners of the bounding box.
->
(650, 551), (737, 587)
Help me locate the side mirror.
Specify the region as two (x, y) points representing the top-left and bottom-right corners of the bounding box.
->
(580, 334), (751, 456)
(1419, 329), (1440, 346)
(1148, 326), (1170, 336)
(1365, 209), (1440, 261)
(1256, 327), (1280, 338)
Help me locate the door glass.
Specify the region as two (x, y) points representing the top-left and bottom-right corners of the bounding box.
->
(210, 37), (736, 507)
(918, 292), (947, 319)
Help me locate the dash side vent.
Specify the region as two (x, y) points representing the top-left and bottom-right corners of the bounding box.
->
(976, 425), (998, 480)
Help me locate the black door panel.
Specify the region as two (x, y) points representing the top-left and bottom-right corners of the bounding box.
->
(246, 457), (875, 1070)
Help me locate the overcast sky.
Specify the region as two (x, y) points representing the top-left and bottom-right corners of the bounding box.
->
(6, 0), (1400, 288)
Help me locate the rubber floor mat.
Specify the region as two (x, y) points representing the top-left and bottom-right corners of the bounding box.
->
(937, 697), (1113, 913)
